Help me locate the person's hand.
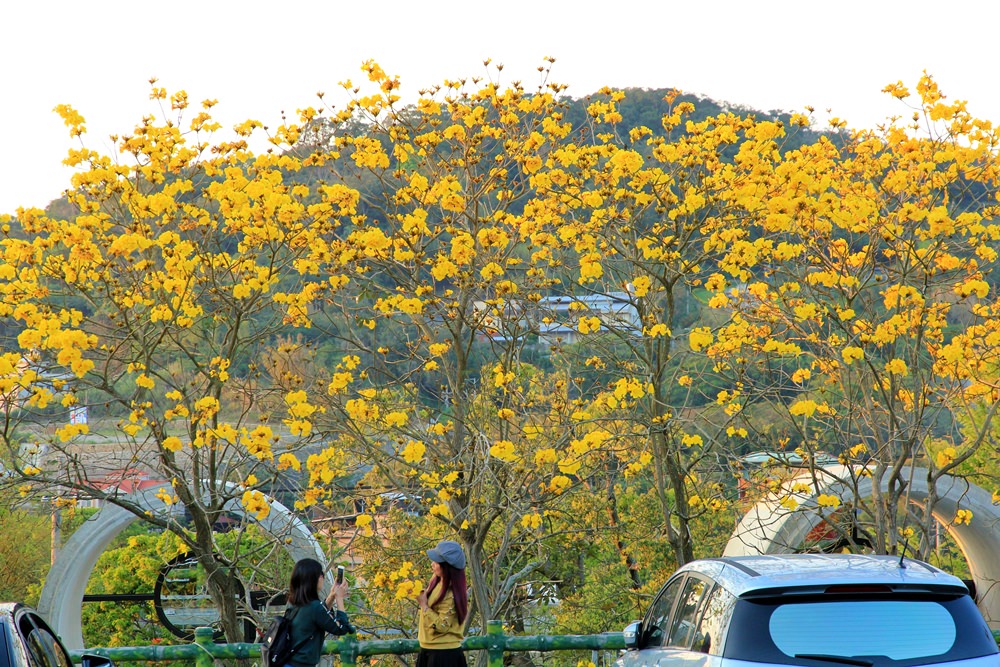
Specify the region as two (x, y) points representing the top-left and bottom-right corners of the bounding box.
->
(335, 580), (349, 607)
(326, 580), (349, 611)
(417, 588), (429, 611)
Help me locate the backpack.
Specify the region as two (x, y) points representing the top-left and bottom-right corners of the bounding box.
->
(260, 607), (312, 667)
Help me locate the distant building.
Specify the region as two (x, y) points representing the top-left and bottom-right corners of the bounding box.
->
(470, 291), (642, 346)
(536, 292), (640, 346)
(0, 355), (74, 413)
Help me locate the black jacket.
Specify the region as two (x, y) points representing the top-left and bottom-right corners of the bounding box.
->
(286, 600), (354, 667)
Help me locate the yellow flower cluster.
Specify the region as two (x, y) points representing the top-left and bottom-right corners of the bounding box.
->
(241, 489), (271, 520)
(816, 494), (841, 509)
(398, 440), (424, 464)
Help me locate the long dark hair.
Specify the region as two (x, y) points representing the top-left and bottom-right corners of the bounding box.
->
(428, 562), (468, 624)
(288, 558), (323, 606)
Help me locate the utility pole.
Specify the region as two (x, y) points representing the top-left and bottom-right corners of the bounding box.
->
(51, 506), (61, 565)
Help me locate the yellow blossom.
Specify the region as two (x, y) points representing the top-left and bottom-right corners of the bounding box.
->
(817, 494), (841, 508)
(155, 488), (178, 505)
(162, 436), (183, 452)
(533, 448), (557, 465)
(789, 400), (818, 417)
(385, 411), (409, 427)
(401, 440), (426, 464)
(780, 495), (799, 510)
(558, 458), (581, 475)
(429, 502), (452, 518)
(490, 440), (519, 462)
(842, 346), (864, 364)
(55, 423), (88, 442)
(548, 475), (572, 494)
(355, 513), (374, 536)
(936, 447), (957, 468)
(241, 490), (271, 520)
(578, 316), (601, 334)
(278, 453), (301, 471)
(885, 358), (908, 375)
(644, 323), (670, 338)
(689, 328), (713, 352)
(631, 275), (651, 297)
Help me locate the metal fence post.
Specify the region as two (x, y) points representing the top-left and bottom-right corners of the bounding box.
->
(486, 621), (505, 667)
(337, 634), (359, 667)
(193, 627), (215, 667)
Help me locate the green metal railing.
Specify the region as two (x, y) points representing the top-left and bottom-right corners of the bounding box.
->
(71, 621), (627, 667)
(69, 623), (1000, 667)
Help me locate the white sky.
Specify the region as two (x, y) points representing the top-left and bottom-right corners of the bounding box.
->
(1, 0), (996, 214)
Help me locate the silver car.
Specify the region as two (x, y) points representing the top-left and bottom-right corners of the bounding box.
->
(0, 603), (114, 667)
(617, 554), (999, 667)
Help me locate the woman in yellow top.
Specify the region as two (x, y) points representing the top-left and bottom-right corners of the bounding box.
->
(417, 540), (468, 667)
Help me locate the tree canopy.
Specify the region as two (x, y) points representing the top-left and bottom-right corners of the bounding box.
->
(1, 62), (999, 643)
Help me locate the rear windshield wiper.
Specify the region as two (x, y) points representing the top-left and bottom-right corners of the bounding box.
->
(795, 654), (874, 667)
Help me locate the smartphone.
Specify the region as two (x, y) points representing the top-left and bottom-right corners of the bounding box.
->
(336, 565), (345, 584)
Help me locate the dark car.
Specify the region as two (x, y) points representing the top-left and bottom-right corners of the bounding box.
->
(617, 554), (1000, 667)
(0, 603), (113, 667)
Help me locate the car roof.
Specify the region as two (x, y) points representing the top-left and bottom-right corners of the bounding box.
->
(677, 554), (970, 598)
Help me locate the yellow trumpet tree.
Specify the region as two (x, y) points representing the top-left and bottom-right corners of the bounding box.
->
(274, 60), (657, 626)
(702, 75), (1000, 555)
(0, 88), (355, 640)
(522, 89), (808, 565)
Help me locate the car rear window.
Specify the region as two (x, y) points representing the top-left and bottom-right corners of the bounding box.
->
(770, 601), (955, 660)
(724, 593), (998, 667)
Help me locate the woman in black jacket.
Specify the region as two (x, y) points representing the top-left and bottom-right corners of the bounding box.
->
(284, 558), (354, 667)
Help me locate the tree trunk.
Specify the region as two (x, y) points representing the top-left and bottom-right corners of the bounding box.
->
(464, 541), (493, 630)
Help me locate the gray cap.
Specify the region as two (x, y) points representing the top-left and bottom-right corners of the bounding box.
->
(427, 540), (466, 570)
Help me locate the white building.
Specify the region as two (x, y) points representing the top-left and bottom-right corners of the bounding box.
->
(536, 292), (640, 346)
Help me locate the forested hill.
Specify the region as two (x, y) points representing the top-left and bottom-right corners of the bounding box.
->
(569, 87), (820, 137)
(562, 86), (835, 152)
(41, 86), (829, 217)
